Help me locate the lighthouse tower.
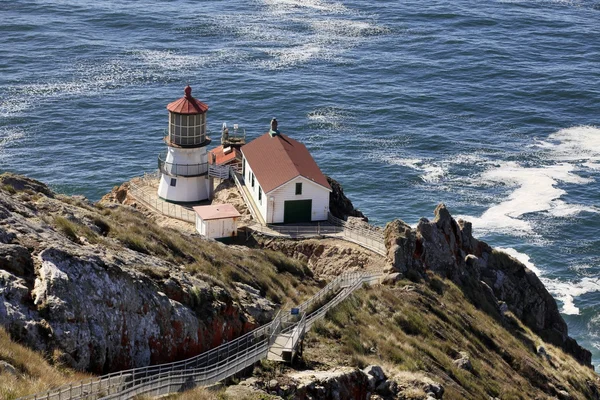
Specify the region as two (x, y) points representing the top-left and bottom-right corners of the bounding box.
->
(157, 86), (212, 202)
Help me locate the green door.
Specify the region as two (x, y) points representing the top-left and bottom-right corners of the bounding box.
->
(283, 200), (312, 224)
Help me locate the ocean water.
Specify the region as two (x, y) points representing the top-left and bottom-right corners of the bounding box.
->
(1, 0), (600, 366)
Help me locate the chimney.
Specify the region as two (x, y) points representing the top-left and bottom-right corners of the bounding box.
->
(269, 117), (280, 137)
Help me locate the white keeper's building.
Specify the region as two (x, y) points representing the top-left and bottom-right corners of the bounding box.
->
(241, 121), (331, 224)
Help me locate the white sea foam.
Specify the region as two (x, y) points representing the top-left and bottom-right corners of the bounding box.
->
(462, 156), (596, 235)
(263, 0), (349, 14)
(541, 125), (600, 163)
(496, 247), (599, 315)
(307, 107), (352, 129)
(310, 19), (389, 37)
(381, 155), (447, 183)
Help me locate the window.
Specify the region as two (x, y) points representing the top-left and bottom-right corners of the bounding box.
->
(170, 178), (177, 187)
(258, 187), (262, 203)
(295, 182), (302, 195)
(251, 173), (255, 188)
(242, 159), (246, 175)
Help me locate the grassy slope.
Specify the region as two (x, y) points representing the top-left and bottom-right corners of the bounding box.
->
(0, 328), (90, 400)
(306, 275), (598, 399)
(0, 181), (318, 398)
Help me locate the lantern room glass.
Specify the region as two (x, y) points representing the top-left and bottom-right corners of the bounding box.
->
(169, 113), (207, 146)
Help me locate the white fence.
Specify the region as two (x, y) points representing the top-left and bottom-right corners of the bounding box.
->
(20, 271), (382, 400)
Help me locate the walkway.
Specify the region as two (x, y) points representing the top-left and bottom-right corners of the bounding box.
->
(21, 271), (383, 400)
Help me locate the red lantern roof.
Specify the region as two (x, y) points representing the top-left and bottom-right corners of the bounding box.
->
(166, 86), (209, 115)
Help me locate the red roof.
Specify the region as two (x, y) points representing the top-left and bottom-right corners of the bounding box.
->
(167, 86), (209, 115)
(209, 145), (241, 166)
(193, 204), (241, 220)
(241, 132), (331, 193)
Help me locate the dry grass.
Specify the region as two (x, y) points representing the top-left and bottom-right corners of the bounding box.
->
(305, 278), (599, 400)
(0, 328), (90, 400)
(45, 203), (318, 307)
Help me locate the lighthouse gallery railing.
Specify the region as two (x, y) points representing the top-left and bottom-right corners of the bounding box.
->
(157, 153), (209, 177)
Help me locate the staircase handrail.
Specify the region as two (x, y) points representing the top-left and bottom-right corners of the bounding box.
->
(20, 270), (382, 400)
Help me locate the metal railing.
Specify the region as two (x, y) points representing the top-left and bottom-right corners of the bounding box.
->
(245, 215), (386, 256)
(158, 153), (209, 177)
(128, 179), (196, 224)
(231, 171), (261, 223)
(20, 270), (382, 400)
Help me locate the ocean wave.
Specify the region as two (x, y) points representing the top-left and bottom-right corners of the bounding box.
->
(463, 156), (597, 236)
(497, 247), (599, 315)
(0, 127), (26, 160)
(538, 125), (600, 164)
(381, 155), (447, 183)
(262, 0), (350, 14)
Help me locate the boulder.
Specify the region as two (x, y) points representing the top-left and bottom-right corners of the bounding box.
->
(0, 173), (54, 197)
(363, 364), (386, 390)
(453, 351), (472, 371)
(289, 367), (370, 400)
(0, 243), (34, 277)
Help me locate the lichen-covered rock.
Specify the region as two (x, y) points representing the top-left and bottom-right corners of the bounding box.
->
(0, 174), (260, 373)
(384, 203), (592, 368)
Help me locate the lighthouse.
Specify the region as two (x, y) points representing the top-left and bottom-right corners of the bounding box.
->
(157, 86), (213, 202)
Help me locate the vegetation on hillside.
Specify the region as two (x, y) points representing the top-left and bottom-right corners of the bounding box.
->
(305, 275), (598, 399)
(0, 328), (90, 400)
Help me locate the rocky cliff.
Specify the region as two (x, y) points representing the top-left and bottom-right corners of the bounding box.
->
(0, 173), (286, 373)
(384, 203), (592, 368)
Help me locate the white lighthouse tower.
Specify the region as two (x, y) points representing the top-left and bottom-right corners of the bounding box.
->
(157, 86), (212, 202)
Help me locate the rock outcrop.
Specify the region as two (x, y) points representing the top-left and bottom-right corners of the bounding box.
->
(0, 173), (266, 373)
(224, 365), (444, 400)
(326, 176), (367, 221)
(384, 203), (592, 368)
(253, 237), (385, 278)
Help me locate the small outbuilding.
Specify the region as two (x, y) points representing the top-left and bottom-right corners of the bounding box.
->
(193, 203), (241, 239)
(241, 119), (332, 224)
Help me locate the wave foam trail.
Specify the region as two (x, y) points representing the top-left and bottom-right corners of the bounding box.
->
(540, 125), (600, 164)
(381, 156), (446, 183)
(463, 161), (595, 235)
(263, 0), (349, 14)
(497, 247), (600, 315)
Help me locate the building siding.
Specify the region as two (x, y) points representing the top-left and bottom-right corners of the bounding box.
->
(196, 216), (238, 239)
(268, 177), (330, 223)
(243, 155), (330, 224)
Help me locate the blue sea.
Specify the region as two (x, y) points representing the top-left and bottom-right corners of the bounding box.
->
(1, 0), (599, 367)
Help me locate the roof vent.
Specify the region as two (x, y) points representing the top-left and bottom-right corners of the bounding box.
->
(269, 117), (280, 137)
